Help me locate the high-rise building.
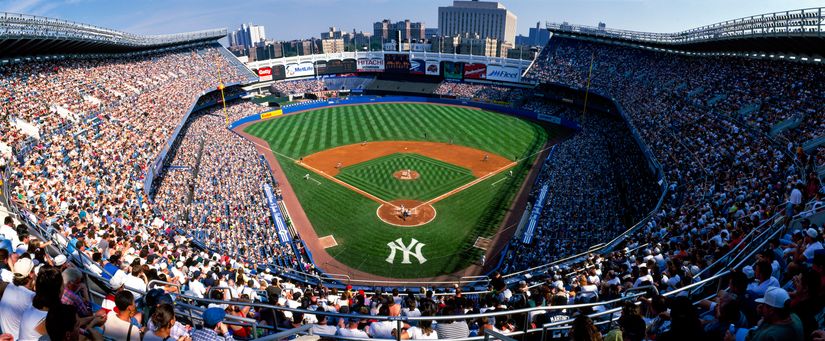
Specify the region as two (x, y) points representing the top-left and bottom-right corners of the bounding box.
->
(229, 23), (266, 49)
(519, 22), (550, 47)
(438, 0), (517, 44)
(321, 38), (345, 53)
(373, 19), (426, 42)
(321, 27), (344, 40)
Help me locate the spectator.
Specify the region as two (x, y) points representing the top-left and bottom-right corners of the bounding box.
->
(20, 266), (63, 341)
(102, 290), (142, 340)
(0, 257), (36, 340)
(191, 307), (234, 341)
(569, 315), (601, 341)
(741, 287), (804, 340)
(145, 303), (191, 341)
(45, 303), (105, 341)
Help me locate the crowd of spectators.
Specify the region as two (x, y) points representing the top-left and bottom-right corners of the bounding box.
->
(271, 79), (326, 96)
(433, 82), (526, 103)
(501, 101), (659, 272)
(1, 32), (825, 340)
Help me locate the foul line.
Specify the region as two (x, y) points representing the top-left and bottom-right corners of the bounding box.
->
(491, 177), (508, 187)
(296, 161), (396, 208)
(238, 135), (397, 207)
(412, 161), (517, 210)
(411, 143), (554, 211)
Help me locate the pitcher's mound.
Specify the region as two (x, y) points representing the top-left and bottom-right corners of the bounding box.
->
(393, 169), (420, 181)
(377, 200), (436, 227)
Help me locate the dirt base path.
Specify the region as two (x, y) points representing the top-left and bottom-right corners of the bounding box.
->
(302, 141), (511, 178)
(233, 117), (571, 284)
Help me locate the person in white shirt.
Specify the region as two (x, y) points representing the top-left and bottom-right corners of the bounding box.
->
(746, 260), (780, 298)
(123, 266), (147, 300)
(0, 258), (36, 340)
(800, 228), (824, 263)
(633, 266), (654, 288)
(187, 272), (207, 298)
(102, 291), (142, 340)
(0, 218), (20, 248)
(400, 319), (438, 340)
(310, 311), (338, 336)
(337, 318), (369, 338)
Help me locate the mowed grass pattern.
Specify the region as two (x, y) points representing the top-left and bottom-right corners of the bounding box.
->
(246, 103), (550, 278)
(336, 153), (476, 201)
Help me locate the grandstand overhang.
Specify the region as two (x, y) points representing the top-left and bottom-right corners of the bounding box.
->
(548, 7), (825, 60)
(0, 12), (226, 58)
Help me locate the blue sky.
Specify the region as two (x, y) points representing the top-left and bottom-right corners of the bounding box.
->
(1, 0), (821, 41)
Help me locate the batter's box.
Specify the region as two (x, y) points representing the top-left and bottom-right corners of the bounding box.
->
(474, 237), (492, 250)
(319, 235), (338, 248)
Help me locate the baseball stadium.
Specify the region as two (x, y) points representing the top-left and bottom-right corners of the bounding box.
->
(1, 1), (824, 340)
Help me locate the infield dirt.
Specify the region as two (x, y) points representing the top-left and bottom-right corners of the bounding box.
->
(301, 141), (511, 178)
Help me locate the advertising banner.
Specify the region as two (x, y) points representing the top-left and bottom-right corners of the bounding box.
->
(409, 59), (425, 74)
(384, 54), (410, 73)
(443, 61), (463, 80)
(264, 184), (292, 243)
(463, 63), (487, 79)
(286, 62), (314, 78)
(425, 60), (440, 76)
(357, 58), (384, 72)
(486, 65), (521, 82)
(342, 59), (357, 73)
(260, 109), (283, 120)
(258, 67), (273, 82)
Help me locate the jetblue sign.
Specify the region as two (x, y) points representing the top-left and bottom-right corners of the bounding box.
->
(486, 65), (521, 82)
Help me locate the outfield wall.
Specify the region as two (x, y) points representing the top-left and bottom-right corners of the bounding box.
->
(228, 95), (581, 131)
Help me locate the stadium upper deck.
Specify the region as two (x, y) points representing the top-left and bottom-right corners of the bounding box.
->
(0, 12), (227, 58)
(547, 7), (825, 58)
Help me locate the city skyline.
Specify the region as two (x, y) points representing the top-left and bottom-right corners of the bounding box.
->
(1, 0), (821, 42)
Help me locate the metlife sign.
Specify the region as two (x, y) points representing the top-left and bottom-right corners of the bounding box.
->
(286, 62), (314, 78)
(486, 65), (521, 83)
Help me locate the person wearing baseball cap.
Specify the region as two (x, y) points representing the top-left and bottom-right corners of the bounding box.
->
(0, 257), (37, 340)
(190, 307), (233, 340)
(741, 287), (804, 341)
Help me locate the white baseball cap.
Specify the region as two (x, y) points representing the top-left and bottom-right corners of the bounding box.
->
(807, 228), (818, 239)
(755, 287), (790, 309)
(54, 255), (67, 266)
(13, 258), (35, 277)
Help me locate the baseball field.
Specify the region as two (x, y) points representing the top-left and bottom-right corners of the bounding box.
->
(243, 102), (551, 278)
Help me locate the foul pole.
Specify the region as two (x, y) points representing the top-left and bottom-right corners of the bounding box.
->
(216, 59), (229, 126)
(582, 51), (595, 118)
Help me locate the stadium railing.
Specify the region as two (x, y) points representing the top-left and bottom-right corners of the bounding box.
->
(546, 7), (824, 45)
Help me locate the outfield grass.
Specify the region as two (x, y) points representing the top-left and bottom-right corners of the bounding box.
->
(336, 153), (476, 201)
(246, 103), (550, 278)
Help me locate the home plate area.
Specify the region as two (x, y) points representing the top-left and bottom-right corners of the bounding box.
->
(319, 235), (338, 248)
(474, 236), (492, 250)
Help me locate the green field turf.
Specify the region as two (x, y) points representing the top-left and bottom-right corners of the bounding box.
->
(245, 103), (551, 278)
(336, 153), (476, 201)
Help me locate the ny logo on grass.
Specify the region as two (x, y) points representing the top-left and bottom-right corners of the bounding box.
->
(386, 238), (427, 264)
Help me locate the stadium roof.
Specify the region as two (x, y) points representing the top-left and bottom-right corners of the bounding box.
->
(0, 12), (226, 58)
(547, 7), (825, 58)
